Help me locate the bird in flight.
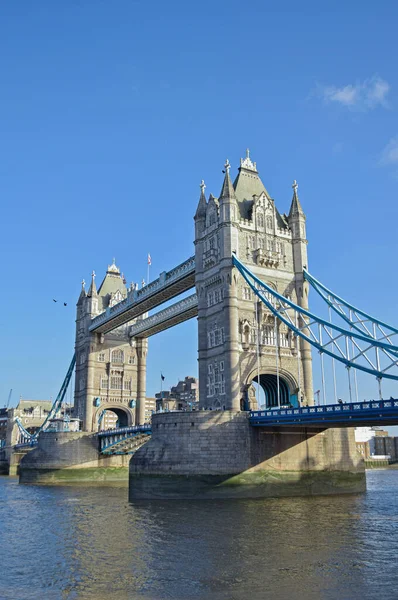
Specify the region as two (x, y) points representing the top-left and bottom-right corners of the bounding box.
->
(53, 299), (57, 303)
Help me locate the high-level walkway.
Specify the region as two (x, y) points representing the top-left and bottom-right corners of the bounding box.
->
(89, 256), (195, 334)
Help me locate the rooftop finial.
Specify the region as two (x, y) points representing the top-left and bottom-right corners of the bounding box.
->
(224, 159), (231, 174)
(240, 150), (257, 172)
(112, 257), (116, 265)
(91, 270), (96, 280)
(292, 180), (298, 194)
(81, 279), (85, 289)
(200, 179), (206, 193)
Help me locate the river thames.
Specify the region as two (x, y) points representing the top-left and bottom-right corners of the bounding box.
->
(1, 470), (398, 600)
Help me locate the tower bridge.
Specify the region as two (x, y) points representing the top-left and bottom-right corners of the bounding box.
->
(18, 150), (398, 496)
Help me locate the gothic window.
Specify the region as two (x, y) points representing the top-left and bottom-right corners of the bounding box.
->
(110, 375), (123, 390)
(248, 235), (256, 249)
(266, 216), (273, 231)
(208, 324), (224, 348)
(207, 291), (214, 307)
(243, 286), (251, 300)
(79, 353), (86, 365)
(220, 374), (225, 395)
(280, 332), (290, 347)
(128, 355), (135, 365)
(98, 352), (105, 362)
(124, 379), (131, 391)
(111, 349), (124, 364)
(209, 212), (216, 226)
(261, 325), (275, 346)
(220, 361), (224, 372)
(101, 377), (108, 389)
(208, 364), (213, 374)
(209, 237), (215, 250)
(257, 214), (264, 228)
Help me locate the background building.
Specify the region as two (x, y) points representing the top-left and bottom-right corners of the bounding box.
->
(155, 376), (199, 412)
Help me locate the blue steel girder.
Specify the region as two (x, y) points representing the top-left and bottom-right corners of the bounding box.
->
(250, 399), (398, 428)
(98, 425), (152, 454)
(89, 256), (195, 334)
(303, 268), (398, 345)
(15, 354), (76, 443)
(232, 255), (398, 381)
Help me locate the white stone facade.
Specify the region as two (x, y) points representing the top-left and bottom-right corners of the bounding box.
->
(194, 152), (314, 410)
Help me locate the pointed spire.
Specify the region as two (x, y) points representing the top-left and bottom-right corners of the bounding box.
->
(194, 179), (208, 220)
(87, 270), (97, 297)
(219, 159), (236, 200)
(289, 179), (304, 218)
(77, 278), (87, 304)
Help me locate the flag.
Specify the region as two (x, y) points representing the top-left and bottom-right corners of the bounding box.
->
(147, 253), (152, 266)
(161, 373), (165, 381)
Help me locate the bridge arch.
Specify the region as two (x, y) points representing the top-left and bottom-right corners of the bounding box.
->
(245, 367), (299, 410)
(94, 405), (134, 431)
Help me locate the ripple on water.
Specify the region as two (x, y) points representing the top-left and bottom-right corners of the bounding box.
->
(1, 471), (398, 599)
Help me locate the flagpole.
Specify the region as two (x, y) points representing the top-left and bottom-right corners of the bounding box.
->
(160, 373), (163, 412)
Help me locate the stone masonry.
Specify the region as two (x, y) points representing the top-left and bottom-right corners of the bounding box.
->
(74, 262), (148, 432)
(194, 150), (313, 412)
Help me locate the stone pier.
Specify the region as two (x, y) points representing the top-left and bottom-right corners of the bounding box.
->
(19, 431), (130, 484)
(129, 411), (365, 500)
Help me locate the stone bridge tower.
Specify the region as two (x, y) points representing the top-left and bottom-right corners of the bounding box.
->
(194, 151), (313, 411)
(74, 261), (147, 432)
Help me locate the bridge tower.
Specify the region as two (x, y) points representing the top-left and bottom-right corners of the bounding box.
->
(194, 151), (313, 410)
(74, 261), (146, 432)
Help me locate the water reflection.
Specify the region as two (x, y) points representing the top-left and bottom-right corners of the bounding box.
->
(1, 472), (398, 599)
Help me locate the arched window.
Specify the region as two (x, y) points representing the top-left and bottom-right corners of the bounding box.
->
(257, 214), (264, 228)
(111, 349), (124, 364)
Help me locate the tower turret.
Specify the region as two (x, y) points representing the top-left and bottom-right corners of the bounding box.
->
(194, 180), (207, 237)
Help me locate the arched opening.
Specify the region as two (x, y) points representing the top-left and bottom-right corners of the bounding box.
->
(98, 407), (130, 430)
(252, 374), (293, 409)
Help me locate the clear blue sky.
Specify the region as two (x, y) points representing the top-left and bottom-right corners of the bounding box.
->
(1, 1), (398, 413)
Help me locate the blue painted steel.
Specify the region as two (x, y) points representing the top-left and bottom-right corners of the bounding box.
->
(94, 397), (101, 407)
(98, 424), (151, 454)
(249, 399), (398, 427)
(303, 268), (398, 336)
(15, 354), (76, 444)
(232, 255), (398, 379)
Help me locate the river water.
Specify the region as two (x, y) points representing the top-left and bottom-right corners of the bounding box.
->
(1, 471), (398, 600)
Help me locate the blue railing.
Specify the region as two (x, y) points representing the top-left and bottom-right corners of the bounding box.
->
(250, 399), (398, 426)
(97, 424), (151, 438)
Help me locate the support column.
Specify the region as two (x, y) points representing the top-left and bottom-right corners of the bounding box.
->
(225, 271), (240, 411)
(84, 355), (96, 431)
(136, 338), (148, 425)
(298, 280), (314, 406)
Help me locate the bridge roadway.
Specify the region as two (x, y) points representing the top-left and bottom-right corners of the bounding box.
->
(13, 400), (398, 455)
(250, 399), (398, 428)
(89, 256), (195, 334)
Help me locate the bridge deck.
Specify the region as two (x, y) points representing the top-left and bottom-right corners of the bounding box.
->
(249, 399), (398, 428)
